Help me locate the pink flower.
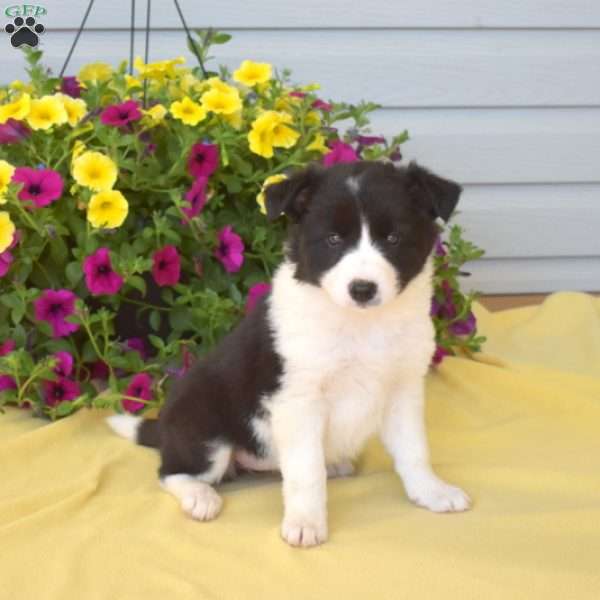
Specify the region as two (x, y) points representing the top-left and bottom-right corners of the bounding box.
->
(0, 251), (14, 277)
(43, 377), (81, 406)
(83, 247), (123, 296)
(126, 337), (148, 360)
(53, 351), (74, 377)
(182, 177), (208, 222)
(215, 226), (244, 273)
(88, 360), (109, 380)
(289, 91), (306, 99)
(312, 99), (332, 112)
(449, 312), (477, 336)
(123, 373), (153, 413)
(323, 141), (358, 167)
(432, 346), (450, 366)
(12, 167), (64, 208)
(356, 135), (385, 147)
(0, 339), (15, 356)
(34, 289), (80, 338)
(245, 282), (271, 314)
(0, 119), (30, 144)
(187, 142), (219, 179)
(152, 245), (181, 287)
(61, 76), (83, 98)
(0, 375), (17, 392)
(100, 100), (142, 128)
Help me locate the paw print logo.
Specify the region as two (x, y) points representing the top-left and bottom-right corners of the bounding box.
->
(5, 16), (45, 48)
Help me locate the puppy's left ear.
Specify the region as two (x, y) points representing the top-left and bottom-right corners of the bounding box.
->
(405, 162), (462, 222)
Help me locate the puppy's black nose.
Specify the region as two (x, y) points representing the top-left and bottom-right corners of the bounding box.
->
(349, 280), (377, 304)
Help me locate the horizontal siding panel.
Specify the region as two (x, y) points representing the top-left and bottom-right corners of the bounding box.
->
(464, 257), (600, 293)
(455, 184), (600, 259)
(369, 108), (600, 184)
(8, 30), (599, 107)
(48, 0), (600, 29)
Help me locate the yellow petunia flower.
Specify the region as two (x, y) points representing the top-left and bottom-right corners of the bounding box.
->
(71, 140), (87, 169)
(233, 60), (272, 87)
(27, 95), (69, 130)
(201, 87), (242, 115)
(305, 110), (321, 126)
(134, 56), (185, 80)
(87, 190), (129, 229)
(57, 94), (87, 127)
(145, 104), (167, 123)
(170, 96), (206, 126)
(179, 72), (203, 94)
(124, 75), (142, 89)
(0, 160), (15, 204)
(79, 62), (113, 84)
(0, 93), (31, 124)
(0, 211), (16, 253)
(206, 77), (236, 94)
(222, 110), (243, 130)
(307, 133), (329, 154)
(72, 151), (118, 192)
(256, 174), (288, 215)
(9, 80), (34, 94)
(248, 111), (300, 158)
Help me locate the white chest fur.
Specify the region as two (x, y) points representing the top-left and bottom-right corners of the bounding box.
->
(248, 259), (435, 468)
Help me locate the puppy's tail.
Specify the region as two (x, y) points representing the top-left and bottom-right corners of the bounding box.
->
(106, 415), (160, 448)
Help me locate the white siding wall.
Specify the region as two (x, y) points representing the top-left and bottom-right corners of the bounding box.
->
(2, 0), (599, 293)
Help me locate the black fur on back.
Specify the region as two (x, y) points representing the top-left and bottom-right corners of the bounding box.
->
(153, 296), (282, 478)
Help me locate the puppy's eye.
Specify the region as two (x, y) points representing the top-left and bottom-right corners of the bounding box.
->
(386, 232), (400, 245)
(327, 233), (342, 247)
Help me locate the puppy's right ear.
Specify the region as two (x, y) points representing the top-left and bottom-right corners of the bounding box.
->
(265, 165), (322, 222)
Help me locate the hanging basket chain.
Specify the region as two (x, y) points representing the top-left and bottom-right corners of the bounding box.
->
(59, 0), (96, 79)
(129, 0), (135, 76)
(142, 0), (152, 107)
(172, 0), (208, 78)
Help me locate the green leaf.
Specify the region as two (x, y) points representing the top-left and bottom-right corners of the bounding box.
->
(168, 307), (191, 332)
(66, 262), (83, 286)
(212, 32), (232, 44)
(149, 310), (161, 332)
(128, 275), (147, 296)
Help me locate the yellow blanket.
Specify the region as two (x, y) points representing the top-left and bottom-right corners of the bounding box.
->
(2, 292), (600, 599)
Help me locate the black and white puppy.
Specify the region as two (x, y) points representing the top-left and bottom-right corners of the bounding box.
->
(108, 160), (471, 548)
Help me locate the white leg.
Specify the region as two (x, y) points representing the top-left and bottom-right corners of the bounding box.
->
(160, 444), (232, 521)
(271, 393), (328, 548)
(327, 459), (355, 479)
(380, 380), (471, 513)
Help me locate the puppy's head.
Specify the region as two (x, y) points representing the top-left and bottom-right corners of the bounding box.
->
(265, 161), (461, 310)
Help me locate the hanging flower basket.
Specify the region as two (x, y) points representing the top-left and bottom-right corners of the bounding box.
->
(0, 31), (485, 419)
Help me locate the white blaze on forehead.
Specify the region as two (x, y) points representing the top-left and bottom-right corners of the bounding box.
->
(346, 176), (361, 196)
(320, 221), (400, 309)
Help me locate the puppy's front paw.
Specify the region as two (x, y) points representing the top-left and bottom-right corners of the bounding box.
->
(180, 484), (223, 521)
(281, 516), (328, 548)
(406, 476), (471, 513)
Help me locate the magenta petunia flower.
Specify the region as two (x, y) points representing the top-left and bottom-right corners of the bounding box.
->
(83, 247), (123, 296)
(43, 377), (81, 406)
(356, 135), (385, 147)
(215, 225), (244, 273)
(123, 373), (153, 413)
(88, 360), (109, 380)
(12, 167), (64, 208)
(126, 337), (148, 360)
(323, 141), (359, 167)
(152, 245), (181, 287)
(34, 289), (80, 338)
(312, 99), (332, 112)
(0, 250), (13, 277)
(0, 375), (17, 392)
(182, 177), (208, 222)
(289, 91), (306, 99)
(435, 236), (447, 257)
(100, 100), (143, 128)
(53, 351), (74, 377)
(245, 282), (271, 314)
(432, 345), (450, 366)
(187, 142), (219, 179)
(0, 118), (30, 144)
(61, 76), (83, 98)
(449, 311), (477, 336)
(0, 339), (15, 356)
